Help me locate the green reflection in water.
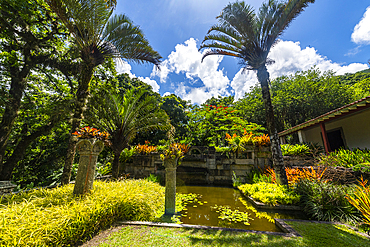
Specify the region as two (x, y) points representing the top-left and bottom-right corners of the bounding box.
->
(177, 186), (305, 232)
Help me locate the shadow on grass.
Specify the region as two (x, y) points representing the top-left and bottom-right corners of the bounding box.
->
(180, 228), (298, 247)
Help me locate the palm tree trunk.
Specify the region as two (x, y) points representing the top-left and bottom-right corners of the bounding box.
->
(61, 65), (94, 185)
(111, 149), (122, 179)
(257, 65), (288, 186)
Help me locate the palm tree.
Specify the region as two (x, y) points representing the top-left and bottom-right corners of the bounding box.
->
(86, 87), (170, 178)
(200, 0), (315, 185)
(46, 0), (161, 184)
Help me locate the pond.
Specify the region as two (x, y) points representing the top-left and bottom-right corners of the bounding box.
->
(177, 186), (305, 232)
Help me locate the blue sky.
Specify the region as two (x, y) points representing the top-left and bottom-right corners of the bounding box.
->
(114, 0), (370, 104)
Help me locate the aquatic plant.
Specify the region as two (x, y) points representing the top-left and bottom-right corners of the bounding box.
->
(211, 205), (252, 225)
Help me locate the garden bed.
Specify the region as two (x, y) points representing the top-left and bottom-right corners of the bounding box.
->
(242, 193), (302, 211)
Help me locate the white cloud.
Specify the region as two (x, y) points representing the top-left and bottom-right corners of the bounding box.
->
(174, 83), (216, 104)
(231, 40), (369, 100)
(351, 6), (370, 45)
(115, 59), (132, 75)
(138, 76), (160, 93)
(116, 59), (160, 93)
(152, 38), (230, 104)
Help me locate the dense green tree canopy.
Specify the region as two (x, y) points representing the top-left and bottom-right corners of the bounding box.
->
(236, 68), (370, 134)
(0, 0), (70, 171)
(187, 104), (265, 146)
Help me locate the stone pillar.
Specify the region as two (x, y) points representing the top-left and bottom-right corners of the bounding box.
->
(73, 139), (104, 195)
(164, 158), (178, 215)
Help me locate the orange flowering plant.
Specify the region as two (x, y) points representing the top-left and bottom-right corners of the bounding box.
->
(135, 141), (158, 155)
(72, 126), (110, 145)
(265, 166), (327, 185)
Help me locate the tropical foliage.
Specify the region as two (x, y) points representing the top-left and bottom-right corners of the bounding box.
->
(319, 148), (370, 168)
(346, 177), (370, 226)
(238, 182), (300, 205)
(294, 179), (361, 224)
(200, 0), (316, 185)
(0, 180), (165, 246)
(85, 87), (170, 178)
(46, 0), (162, 184)
(281, 144), (311, 156)
(187, 104), (265, 146)
(160, 143), (190, 162)
(265, 166), (327, 185)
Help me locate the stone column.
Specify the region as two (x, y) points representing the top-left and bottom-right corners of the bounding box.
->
(164, 158), (178, 215)
(73, 139), (104, 195)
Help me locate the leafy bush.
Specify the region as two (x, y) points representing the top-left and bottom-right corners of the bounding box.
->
(294, 179), (361, 224)
(353, 163), (370, 173)
(346, 177), (370, 226)
(232, 171), (242, 187)
(145, 174), (162, 184)
(281, 143), (310, 156)
(119, 147), (137, 163)
(238, 182), (300, 205)
(246, 168), (272, 184)
(319, 148), (370, 168)
(0, 180), (165, 246)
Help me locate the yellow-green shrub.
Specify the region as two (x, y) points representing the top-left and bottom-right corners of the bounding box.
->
(0, 180), (164, 246)
(238, 182), (300, 205)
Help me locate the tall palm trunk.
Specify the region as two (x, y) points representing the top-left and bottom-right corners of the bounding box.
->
(112, 149), (121, 179)
(257, 65), (288, 186)
(61, 63), (94, 185)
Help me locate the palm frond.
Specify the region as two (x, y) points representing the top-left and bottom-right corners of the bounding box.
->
(103, 14), (162, 67)
(200, 0), (314, 71)
(47, 0), (114, 48)
(271, 0), (316, 41)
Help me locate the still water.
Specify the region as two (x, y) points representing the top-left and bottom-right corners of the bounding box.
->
(177, 186), (304, 232)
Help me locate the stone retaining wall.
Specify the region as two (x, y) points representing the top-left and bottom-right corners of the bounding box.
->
(0, 181), (16, 195)
(122, 146), (272, 186)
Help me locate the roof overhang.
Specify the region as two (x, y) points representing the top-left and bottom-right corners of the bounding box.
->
(278, 95), (370, 137)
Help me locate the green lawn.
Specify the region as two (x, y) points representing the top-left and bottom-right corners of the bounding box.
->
(96, 221), (369, 247)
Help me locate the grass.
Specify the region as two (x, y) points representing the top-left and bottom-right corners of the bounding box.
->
(95, 221), (369, 247)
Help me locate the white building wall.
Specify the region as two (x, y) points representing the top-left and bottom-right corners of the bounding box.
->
(302, 109), (370, 149)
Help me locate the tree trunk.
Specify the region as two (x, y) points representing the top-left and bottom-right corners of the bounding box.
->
(111, 149), (122, 179)
(61, 64), (94, 185)
(257, 65), (288, 186)
(0, 66), (29, 172)
(0, 121), (58, 180)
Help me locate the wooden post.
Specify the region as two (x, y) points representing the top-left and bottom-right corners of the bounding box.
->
(320, 122), (330, 154)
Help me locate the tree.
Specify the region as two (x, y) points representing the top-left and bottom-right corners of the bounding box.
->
(0, 0), (68, 172)
(200, 0), (315, 185)
(204, 95), (235, 107)
(236, 67), (367, 136)
(85, 87), (170, 178)
(187, 104), (265, 146)
(47, 0), (162, 184)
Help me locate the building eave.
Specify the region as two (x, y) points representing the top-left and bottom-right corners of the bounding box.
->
(278, 95), (370, 137)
